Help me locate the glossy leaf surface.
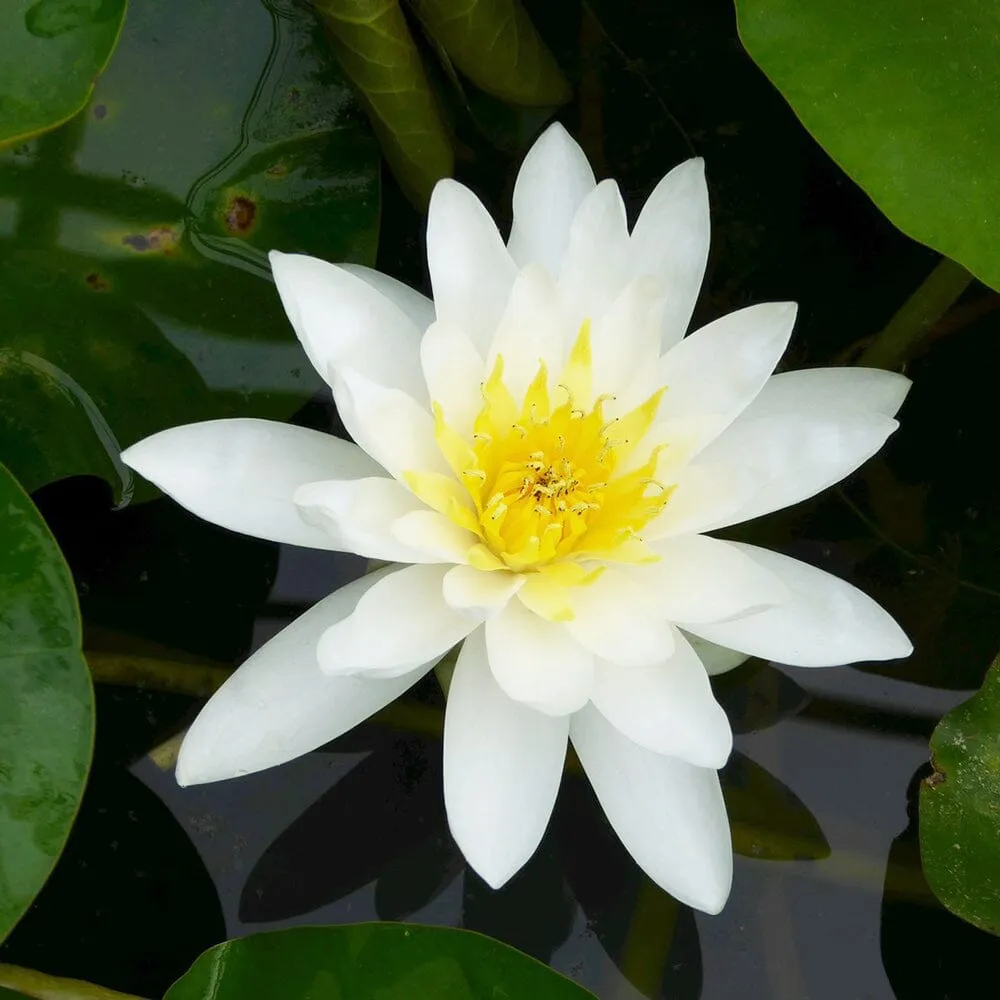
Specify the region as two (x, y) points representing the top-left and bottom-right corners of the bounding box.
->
(164, 924), (596, 999)
(736, 0), (1000, 291)
(920, 653), (1000, 935)
(0, 0), (127, 146)
(0, 463), (93, 944)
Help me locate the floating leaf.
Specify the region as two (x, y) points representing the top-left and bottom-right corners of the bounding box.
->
(412, 0), (570, 107)
(0, 462), (94, 944)
(312, 0), (453, 207)
(0, 0), (127, 146)
(723, 751), (830, 861)
(735, 0), (1000, 291)
(164, 924), (597, 999)
(1, 683), (227, 996)
(0, 246), (217, 503)
(920, 653), (1000, 935)
(0, 0), (379, 500)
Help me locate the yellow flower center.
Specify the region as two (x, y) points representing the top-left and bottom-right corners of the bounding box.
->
(407, 322), (671, 579)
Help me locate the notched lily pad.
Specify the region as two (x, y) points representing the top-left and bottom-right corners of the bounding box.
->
(920, 652), (1000, 935)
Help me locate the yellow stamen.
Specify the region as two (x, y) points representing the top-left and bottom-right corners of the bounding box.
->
(412, 322), (671, 578)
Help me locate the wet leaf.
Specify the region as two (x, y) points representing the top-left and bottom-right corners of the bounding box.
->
(722, 751), (830, 861)
(0, 0), (126, 146)
(164, 925), (597, 1000)
(1, 685), (226, 996)
(0, 0), (379, 500)
(0, 462), (94, 944)
(920, 653), (1000, 935)
(735, 0), (1000, 292)
(313, 0), (453, 207)
(0, 246), (217, 503)
(412, 0), (570, 107)
(882, 768), (1000, 999)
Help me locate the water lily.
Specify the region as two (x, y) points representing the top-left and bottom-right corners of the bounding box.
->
(122, 123), (911, 914)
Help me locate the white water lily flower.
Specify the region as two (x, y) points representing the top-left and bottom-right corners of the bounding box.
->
(122, 123), (912, 914)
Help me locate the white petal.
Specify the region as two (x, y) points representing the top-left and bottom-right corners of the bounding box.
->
(646, 461), (760, 539)
(269, 251), (425, 402)
(629, 158), (710, 351)
(682, 542), (912, 666)
(557, 179), (632, 332)
(571, 704), (732, 914)
(427, 179), (518, 356)
(444, 628), (568, 888)
(751, 367), (911, 419)
(443, 565), (524, 616)
(122, 419), (381, 550)
(565, 570), (676, 667)
(318, 563), (477, 675)
(293, 477), (438, 564)
(684, 632), (751, 677)
(175, 569), (434, 785)
(390, 509), (480, 562)
(630, 534), (790, 624)
(591, 630), (733, 768)
(340, 262), (435, 333)
(655, 302), (797, 444)
(693, 409), (899, 529)
(590, 276), (664, 408)
(487, 264), (570, 402)
(420, 321), (486, 436)
(331, 367), (451, 480)
(507, 122), (596, 275)
(485, 599), (594, 715)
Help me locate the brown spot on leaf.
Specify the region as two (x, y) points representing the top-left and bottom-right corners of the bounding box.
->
(122, 226), (179, 254)
(93, 103), (107, 120)
(265, 162), (288, 180)
(926, 769), (947, 788)
(85, 271), (109, 292)
(224, 195), (257, 235)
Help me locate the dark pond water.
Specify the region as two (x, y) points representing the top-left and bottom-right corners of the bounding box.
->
(4, 0), (1000, 997)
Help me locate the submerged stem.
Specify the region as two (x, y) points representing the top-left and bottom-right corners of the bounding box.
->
(859, 256), (973, 369)
(0, 965), (145, 1000)
(85, 651), (231, 697)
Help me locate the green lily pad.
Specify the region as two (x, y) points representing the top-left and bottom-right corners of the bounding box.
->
(0, 462), (94, 944)
(0, 0), (127, 146)
(735, 0), (1000, 292)
(920, 653), (1000, 935)
(164, 924), (596, 999)
(0, 0), (379, 501)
